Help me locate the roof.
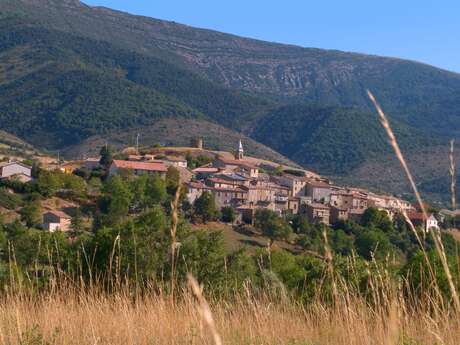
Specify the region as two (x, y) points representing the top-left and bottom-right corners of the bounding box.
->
(308, 203), (330, 210)
(349, 209), (366, 215)
(281, 173), (310, 182)
(407, 212), (434, 221)
(307, 180), (331, 188)
(187, 180), (208, 188)
(211, 186), (248, 193)
(111, 160), (168, 172)
(164, 156), (187, 162)
(193, 167), (219, 173)
(175, 166), (193, 183)
(214, 173), (248, 181)
(45, 210), (71, 219)
(208, 177), (242, 185)
(331, 205), (348, 211)
(0, 161), (32, 169)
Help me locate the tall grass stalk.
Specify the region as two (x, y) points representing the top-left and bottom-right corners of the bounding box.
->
(170, 185), (181, 302)
(450, 139), (457, 211)
(367, 89), (460, 313)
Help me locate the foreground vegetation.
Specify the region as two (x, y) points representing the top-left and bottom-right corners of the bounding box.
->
(1, 281), (459, 345)
(0, 152), (459, 343)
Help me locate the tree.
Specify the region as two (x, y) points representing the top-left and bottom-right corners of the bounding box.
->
(254, 209), (292, 249)
(36, 170), (60, 197)
(63, 174), (86, 196)
(70, 209), (84, 236)
(20, 201), (42, 228)
(402, 249), (460, 299)
(99, 145), (114, 170)
(145, 174), (167, 206)
(31, 162), (41, 179)
(166, 166), (181, 195)
(290, 214), (313, 234)
(221, 206), (235, 223)
(193, 192), (218, 223)
(99, 176), (132, 226)
(355, 229), (391, 260)
(330, 229), (354, 255)
(361, 207), (394, 233)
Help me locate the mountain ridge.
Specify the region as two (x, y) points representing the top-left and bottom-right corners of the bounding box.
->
(0, 0), (459, 204)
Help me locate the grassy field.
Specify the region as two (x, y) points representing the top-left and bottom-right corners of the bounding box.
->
(0, 282), (458, 345)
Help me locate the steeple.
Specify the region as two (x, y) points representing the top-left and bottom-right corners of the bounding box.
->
(237, 139), (244, 160)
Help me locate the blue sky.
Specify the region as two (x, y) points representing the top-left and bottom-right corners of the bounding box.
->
(84, 1), (460, 73)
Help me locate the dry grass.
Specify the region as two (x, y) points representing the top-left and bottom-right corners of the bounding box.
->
(0, 287), (459, 345)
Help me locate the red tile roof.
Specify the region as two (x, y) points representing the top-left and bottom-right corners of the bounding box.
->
(407, 212), (433, 221)
(112, 160), (168, 172)
(307, 180), (331, 188)
(45, 210), (71, 219)
(308, 203), (330, 210)
(193, 167), (219, 173)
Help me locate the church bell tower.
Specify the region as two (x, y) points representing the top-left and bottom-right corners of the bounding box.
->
(237, 139), (244, 160)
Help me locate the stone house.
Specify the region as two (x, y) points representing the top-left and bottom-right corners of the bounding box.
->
(206, 173), (250, 189)
(306, 181), (333, 203)
(407, 212), (439, 232)
(213, 157), (259, 178)
(43, 210), (71, 232)
(186, 181), (247, 209)
(212, 187), (248, 208)
(288, 197), (300, 215)
(82, 157), (101, 170)
(330, 190), (368, 210)
(330, 206), (349, 224)
(162, 156), (188, 168)
(305, 203), (331, 224)
(186, 181), (209, 204)
(109, 160), (168, 178)
(276, 174), (307, 197)
(192, 165), (219, 179)
(245, 185), (277, 205)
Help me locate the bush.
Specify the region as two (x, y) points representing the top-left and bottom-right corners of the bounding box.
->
(221, 206), (235, 223)
(0, 188), (23, 210)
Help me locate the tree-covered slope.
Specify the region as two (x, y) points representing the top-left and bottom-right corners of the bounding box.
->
(0, 18), (273, 147)
(251, 104), (438, 174)
(3, 0), (460, 139)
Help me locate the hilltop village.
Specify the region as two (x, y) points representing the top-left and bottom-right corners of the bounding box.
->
(0, 138), (440, 232)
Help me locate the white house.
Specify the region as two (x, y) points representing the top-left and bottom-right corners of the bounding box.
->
(162, 156), (188, 168)
(0, 161), (32, 181)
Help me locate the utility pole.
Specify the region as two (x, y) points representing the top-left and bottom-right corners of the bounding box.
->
(136, 133), (140, 153)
